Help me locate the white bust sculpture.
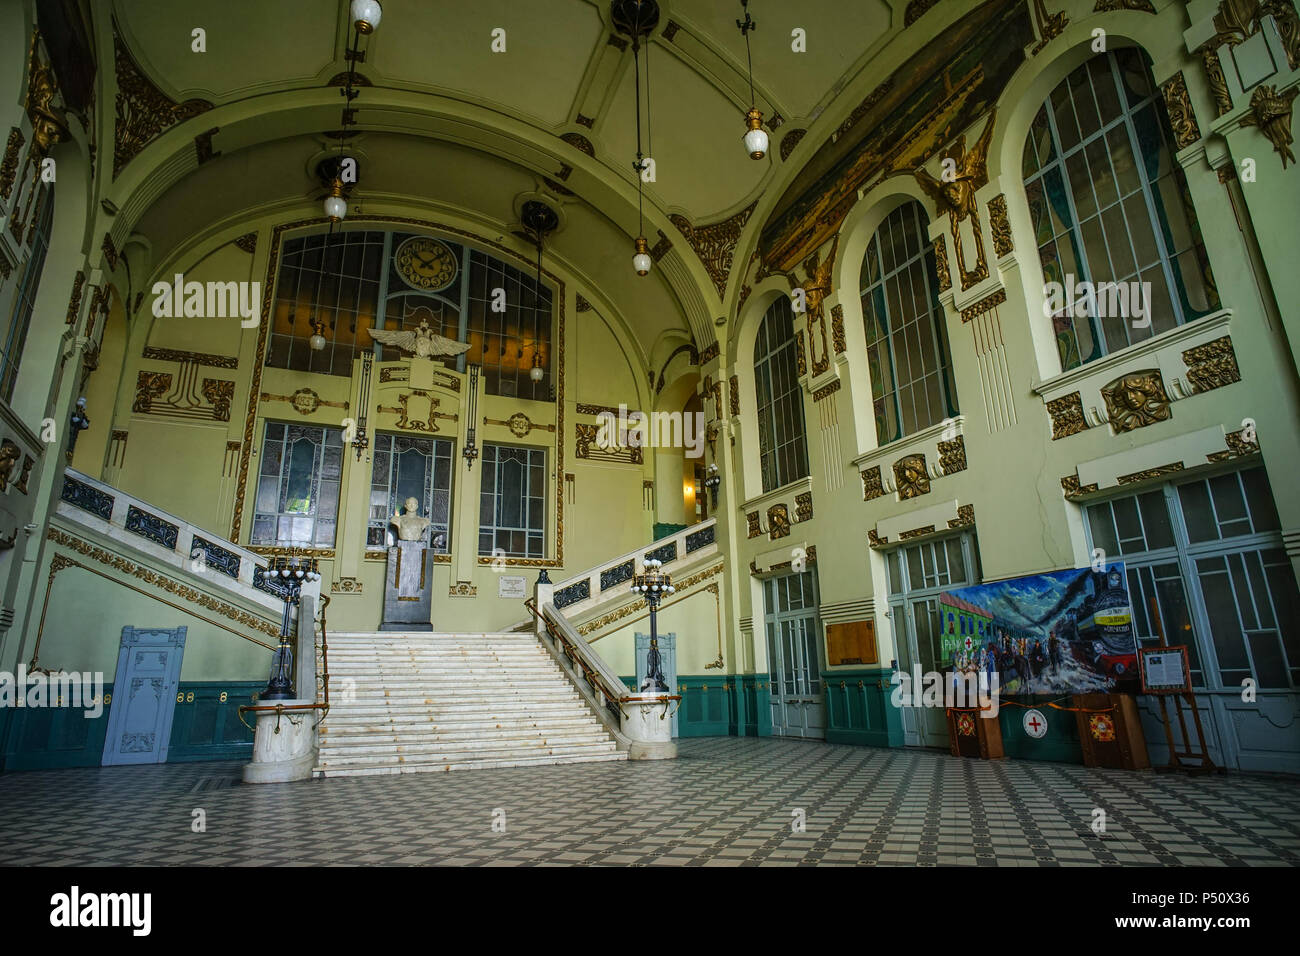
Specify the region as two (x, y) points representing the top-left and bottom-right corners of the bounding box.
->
(390, 497), (431, 542)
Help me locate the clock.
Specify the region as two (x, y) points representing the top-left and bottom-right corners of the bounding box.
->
(394, 236), (458, 292)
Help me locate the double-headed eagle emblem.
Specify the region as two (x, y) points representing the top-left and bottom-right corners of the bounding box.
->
(366, 319), (471, 359)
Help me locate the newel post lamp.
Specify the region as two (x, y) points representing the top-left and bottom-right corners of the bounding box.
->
(261, 554), (322, 701)
(631, 556), (674, 692)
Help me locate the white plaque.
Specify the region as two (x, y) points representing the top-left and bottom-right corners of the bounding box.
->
(498, 575), (527, 599)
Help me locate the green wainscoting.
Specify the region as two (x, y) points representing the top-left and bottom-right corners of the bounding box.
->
(621, 674), (770, 738)
(997, 698), (1084, 763)
(0, 683), (114, 771)
(824, 668), (906, 749)
(0, 681), (261, 772)
(167, 682), (261, 762)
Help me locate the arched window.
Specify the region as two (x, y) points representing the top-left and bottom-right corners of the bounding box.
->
(1022, 48), (1218, 371)
(0, 183), (55, 401)
(859, 201), (958, 445)
(267, 229), (553, 400)
(753, 296), (809, 492)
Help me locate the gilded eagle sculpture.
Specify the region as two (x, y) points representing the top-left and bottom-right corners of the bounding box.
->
(366, 319), (472, 359)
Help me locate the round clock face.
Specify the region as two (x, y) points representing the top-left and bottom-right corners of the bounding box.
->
(394, 236), (458, 292)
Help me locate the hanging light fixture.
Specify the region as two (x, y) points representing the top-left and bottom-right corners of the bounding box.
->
(520, 199), (558, 390)
(737, 1), (768, 160)
(350, 0), (383, 34)
(613, 1), (660, 276)
(324, 176), (347, 222)
(309, 319), (327, 351)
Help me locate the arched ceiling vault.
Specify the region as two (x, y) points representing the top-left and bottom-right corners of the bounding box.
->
(97, 0), (917, 358)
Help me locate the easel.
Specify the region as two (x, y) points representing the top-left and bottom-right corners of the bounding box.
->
(1145, 597), (1219, 774)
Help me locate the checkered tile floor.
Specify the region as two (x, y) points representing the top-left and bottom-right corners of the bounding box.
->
(2, 739), (1297, 866)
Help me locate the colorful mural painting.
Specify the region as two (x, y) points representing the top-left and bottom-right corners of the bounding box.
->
(941, 564), (1139, 696)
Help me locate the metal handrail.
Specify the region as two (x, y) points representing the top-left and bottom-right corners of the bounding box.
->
(525, 597), (628, 721)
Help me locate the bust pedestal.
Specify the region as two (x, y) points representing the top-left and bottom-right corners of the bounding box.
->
(381, 540), (433, 631)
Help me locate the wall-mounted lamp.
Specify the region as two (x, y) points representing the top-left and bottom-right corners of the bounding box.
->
(703, 462), (721, 509)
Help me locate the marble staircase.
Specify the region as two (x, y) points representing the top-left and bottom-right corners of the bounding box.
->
(314, 631), (627, 776)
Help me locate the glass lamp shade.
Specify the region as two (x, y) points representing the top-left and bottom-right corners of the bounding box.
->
(351, 0), (382, 33)
(529, 353), (545, 382)
(324, 194), (347, 221)
(744, 107), (768, 160)
(310, 333), (327, 351)
(633, 236), (652, 276)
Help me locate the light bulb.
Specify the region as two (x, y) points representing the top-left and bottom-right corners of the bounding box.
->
(744, 108), (768, 160)
(633, 236), (652, 276)
(351, 0), (382, 33)
(324, 195), (346, 221)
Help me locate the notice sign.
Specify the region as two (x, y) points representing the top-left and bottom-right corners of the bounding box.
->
(1139, 646), (1192, 694)
(498, 575), (527, 599)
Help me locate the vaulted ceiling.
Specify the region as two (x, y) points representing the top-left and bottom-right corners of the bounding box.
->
(98, 0), (913, 353)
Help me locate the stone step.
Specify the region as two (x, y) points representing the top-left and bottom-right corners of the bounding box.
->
(314, 749), (627, 777)
(320, 715), (602, 736)
(317, 738), (619, 766)
(323, 701), (596, 721)
(319, 728), (615, 755)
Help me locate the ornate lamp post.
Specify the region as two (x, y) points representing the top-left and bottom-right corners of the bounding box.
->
(261, 553), (321, 701)
(703, 462), (721, 509)
(630, 556), (675, 692)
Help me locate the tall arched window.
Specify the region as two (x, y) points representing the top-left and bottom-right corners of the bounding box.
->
(859, 201), (958, 445)
(0, 184), (54, 401)
(1023, 48), (1218, 371)
(753, 296), (809, 492)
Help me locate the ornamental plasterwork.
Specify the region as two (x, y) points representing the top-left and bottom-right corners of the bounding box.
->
(768, 503), (791, 540)
(377, 389), (456, 432)
(988, 194), (1013, 258)
(1061, 472), (1101, 499)
(794, 492), (813, 522)
(576, 562), (724, 637)
(1240, 84), (1299, 167)
(1208, 426), (1262, 461)
(914, 111), (995, 292)
(861, 466), (884, 501)
(484, 412), (555, 438)
(894, 454), (931, 500)
(261, 387), (349, 417)
(1117, 461), (1185, 485)
(1046, 392), (1089, 440)
(113, 30), (213, 178)
(1182, 335), (1242, 392)
(937, 435), (968, 474)
(1160, 72), (1202, 150)
(1094, 0), (1156, 12)
(1100, 370), (1173, 433)
(788, 236), (837, 377)
(746, 511), (762, 538)
(831, 305), (846, 354)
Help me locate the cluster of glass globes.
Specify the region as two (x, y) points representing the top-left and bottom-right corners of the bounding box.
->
(277, 562), (321, 583)
(631, 558), (675, 597)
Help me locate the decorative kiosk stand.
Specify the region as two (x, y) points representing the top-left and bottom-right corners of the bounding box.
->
(623, 557), (679, 759)
(381, 497), (434, 632)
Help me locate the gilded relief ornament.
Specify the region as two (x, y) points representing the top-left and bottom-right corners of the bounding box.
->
(788, 235), (838, 376)
(1046, 391), (1089, 440)
(861, 466), (884, 501)
(0, 440), (21, 491)
(669, 203), (756, 300)
(1093, 0), (1156, 11)
(933, 236), (951, 292)
(893, 454), (931, 500)
(1101, 371), (1172, 433)
(988, 194), (1013, 257)
(794, 492), (813, 522)
(914, 110), (996, 292)
(728, 376), (740, 417)
(1029, 0), (1070, 55)
(0, 128), (23, 201)
(1182, 335), (1242, 392)
(1240, 84), (1299, 168)
(746, 511), (762, 539)
(113, 32), (212, 178)
(831, 304), (846, 354)
(366, 318), (471, 359)
(1160, 72), (1202, 150)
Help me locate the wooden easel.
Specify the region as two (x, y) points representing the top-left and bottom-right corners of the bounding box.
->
(1146, 597), (1219, 774)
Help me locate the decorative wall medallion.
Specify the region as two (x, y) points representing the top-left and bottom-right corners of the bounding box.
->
(331, 576), (364, 594)
(893, 454), (931, 500)
(861, 466), (884, 501)
(746, 511), (762, 538)
(1046, 391), (1088, 439)
(1182, 335), (1242, 392)
(768, 503), (791, 540)
(794, 492), (813, 522)
(449, 583), (477, 598)
(485, 412), (555, 438)
(988, 194), (1013, 257)
(960, 288), (1006, 323)
(1061, 472), (1100, 498)
(1160, 72), (1202, 150)
(933, 236), (951, 292)
(1240, 83), (1299, 167)
(947, 503), (976, 529)
(1117, 461), (1184, 485)
(113, 31), (213, 178)
(813, 379), (841, 403)
(780, 128), (806, 161)
(915, 110), (996, 292)
(1101, 370), (1172, 433)
(938, 435), (968, 474)
(0, 127), (22, 201)
(669, 202), (756, 300)
(377, 390), (455, 432)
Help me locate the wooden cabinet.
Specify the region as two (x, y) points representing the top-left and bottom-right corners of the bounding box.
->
(947, 707), (1004, 760)
(1074, 693), (1150, 770)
